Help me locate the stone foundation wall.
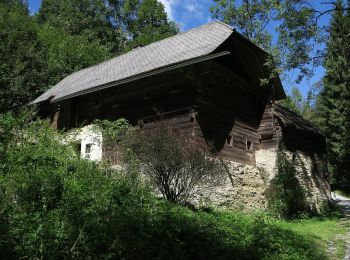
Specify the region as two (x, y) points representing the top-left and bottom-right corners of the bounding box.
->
(281, 150), (331, 212)
(256, 148), (331, 212)
(109, 148), (330, 212)
(188, 149), (330, 212)
(255, 148), (278, 181)
(189, 162), (267, 211)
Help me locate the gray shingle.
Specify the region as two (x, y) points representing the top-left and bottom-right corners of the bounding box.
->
(33, 22), (233, 104)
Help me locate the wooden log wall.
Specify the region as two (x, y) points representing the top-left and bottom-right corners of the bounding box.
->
(49, 100), (75, 130)
(73, 70), (195, 126)
(257, 103), (281, 150)
(194, 62), (264, 166)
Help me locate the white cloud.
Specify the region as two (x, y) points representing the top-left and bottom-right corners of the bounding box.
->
(185, 3), (196, 13)
(158, 0), (212, 31)
(185, 2), (201, 13)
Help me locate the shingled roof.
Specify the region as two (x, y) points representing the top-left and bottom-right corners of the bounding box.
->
(272, 103), (324, 137)
(33, 22), (238, 104)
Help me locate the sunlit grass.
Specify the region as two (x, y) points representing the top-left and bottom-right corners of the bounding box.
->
(335, 189), (350, 199)
(276, 216), (350, 259)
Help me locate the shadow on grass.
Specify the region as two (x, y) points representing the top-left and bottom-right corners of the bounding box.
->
(102, 202), (328, 260)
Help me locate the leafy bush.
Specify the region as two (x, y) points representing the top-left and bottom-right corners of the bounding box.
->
(266, 152), (311, 218)
(121, 124), (226, 203)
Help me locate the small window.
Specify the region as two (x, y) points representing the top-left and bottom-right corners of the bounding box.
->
(85, 144), (92, 154)
(246, 140), (253, 151)
(94, 99), (101, 106)
(170, 87), (179, 94)
(226, 135), (232, 146)
(143, 92), (151, 100)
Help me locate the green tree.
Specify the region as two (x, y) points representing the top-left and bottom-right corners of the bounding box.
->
(37, 0), (178, 53)
(316, 0), (350, 188)
(0, 2), (48, 113)
(38, 24), (112, 86)
(280, 86), (316, 123)
(281, 87), (304, 114)
(122, 0), (178, 49)
(37, 0), (125, 54)
(210, 0), (319, 81)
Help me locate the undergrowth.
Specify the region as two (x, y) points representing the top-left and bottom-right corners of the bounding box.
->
(0, 113), (339, 259)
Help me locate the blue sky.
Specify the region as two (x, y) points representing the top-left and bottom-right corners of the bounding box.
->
(28, 0), (331, 97)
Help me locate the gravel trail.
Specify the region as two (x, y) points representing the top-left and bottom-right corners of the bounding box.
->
(332, 193), (350, 260)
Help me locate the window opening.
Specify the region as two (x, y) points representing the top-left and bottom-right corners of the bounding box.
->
(246, 140), (253, 151)
(226, 135), (233, 146)
(85, 144), (92, 154)
(94, 99), (101, 106)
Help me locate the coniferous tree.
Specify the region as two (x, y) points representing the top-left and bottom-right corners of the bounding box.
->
(317, 0), (350, 188)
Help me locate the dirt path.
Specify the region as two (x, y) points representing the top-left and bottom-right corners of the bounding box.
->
(333, 193), (350, 260)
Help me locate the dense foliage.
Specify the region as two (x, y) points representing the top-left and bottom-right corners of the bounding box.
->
(37, 0), (124, 54)
(0, 113), (332, 259)
(0, 2), (48, 112)
(122, 0), (178, 49)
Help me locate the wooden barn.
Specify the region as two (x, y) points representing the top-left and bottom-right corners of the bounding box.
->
(33, 22), (330, 209)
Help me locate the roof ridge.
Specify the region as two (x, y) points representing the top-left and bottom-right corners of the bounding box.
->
(213, 21), (234, 30)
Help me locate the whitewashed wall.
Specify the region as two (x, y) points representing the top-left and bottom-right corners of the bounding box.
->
(67, 125), (103, 161)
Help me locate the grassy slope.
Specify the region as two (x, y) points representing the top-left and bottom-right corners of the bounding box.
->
(149, 206), (346, 260)
(276, 216), (349, 259)
(165, 206), (350, 260)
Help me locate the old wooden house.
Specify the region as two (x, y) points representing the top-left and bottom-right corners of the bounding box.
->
(33, 22), (330, 210)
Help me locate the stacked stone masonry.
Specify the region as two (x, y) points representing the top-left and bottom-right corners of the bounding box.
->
(189, 162), (267, 211)
(189, 149), (331, 212)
